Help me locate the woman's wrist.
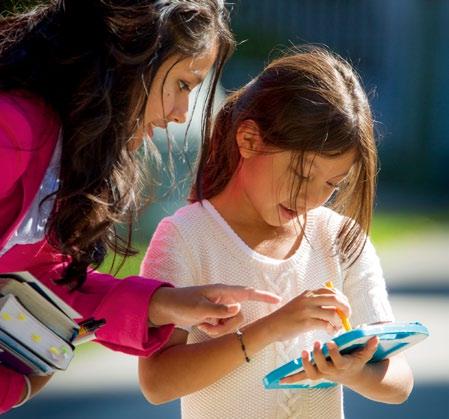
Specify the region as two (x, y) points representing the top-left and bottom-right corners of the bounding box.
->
(148, 286), (173, 326)
(13, 376), (31, 408)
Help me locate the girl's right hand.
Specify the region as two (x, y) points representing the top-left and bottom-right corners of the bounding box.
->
(265, 287), (351, 343)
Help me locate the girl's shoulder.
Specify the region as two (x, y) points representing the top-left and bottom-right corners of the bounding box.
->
(159, 201), (210, 234)
(0, 91), (59, 150)
(308, 206), (354, 243)
(310, 206), (346, 230)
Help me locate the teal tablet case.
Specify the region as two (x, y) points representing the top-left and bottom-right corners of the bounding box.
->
(263, 322), (429, 390)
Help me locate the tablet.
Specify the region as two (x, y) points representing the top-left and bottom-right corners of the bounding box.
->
(263, 322), (429, 390)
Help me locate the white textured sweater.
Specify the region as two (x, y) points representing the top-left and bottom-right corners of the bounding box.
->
(140, 201), (394, 419)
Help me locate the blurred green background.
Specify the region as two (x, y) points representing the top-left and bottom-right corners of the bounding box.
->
(2, 1), (449, 419)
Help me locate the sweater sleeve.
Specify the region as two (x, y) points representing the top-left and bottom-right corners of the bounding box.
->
(140, 218), (197, 331)
(140, 218), (197, 289)
(343, 236), (395, 327)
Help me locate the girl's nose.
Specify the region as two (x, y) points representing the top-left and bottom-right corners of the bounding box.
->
(306, 186), (334, 210)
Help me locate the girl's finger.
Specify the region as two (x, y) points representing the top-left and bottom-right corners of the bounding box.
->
(358, 336), (379, 362)
(307, 289), (352, 318)
(348, 336), (379, 363)
(280, 370), (307, 384)
(312, 341), (333, 375)
(308, 296), (351, 318)
(302, 349), (321, 380)
(308, 306), (343, 330)
(326, 341), (348, 370)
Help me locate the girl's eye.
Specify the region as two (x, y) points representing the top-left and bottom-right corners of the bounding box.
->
(178, 80), (191, 92)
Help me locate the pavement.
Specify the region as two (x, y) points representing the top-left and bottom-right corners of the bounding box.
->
(4, 231), (449, 419)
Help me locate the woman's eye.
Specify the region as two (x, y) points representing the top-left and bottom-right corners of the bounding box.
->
(296, 172), (310, 181)
(178, 80), (191, 92)
(327, 182), (340, 190)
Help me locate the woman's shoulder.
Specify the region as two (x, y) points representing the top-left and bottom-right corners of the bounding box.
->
(0, 91), (59, 150)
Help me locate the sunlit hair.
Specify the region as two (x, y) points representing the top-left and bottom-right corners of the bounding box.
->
(0, 0), (235, 289)
(192, 47), (377, 264)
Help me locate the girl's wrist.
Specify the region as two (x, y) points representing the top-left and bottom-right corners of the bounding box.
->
(338, 362), (372, 389)
(260, 312), (282, 343)
(243, 315), (278, 353)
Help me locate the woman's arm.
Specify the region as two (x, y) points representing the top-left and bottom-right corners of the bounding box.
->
(0, 367), (53, 413)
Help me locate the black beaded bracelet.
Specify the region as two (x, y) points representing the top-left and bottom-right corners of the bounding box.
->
(236, 329), (250, 363)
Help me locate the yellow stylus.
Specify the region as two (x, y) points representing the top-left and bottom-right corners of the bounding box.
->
(325, 281), (352, 331)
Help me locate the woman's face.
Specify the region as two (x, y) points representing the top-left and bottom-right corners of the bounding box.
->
(132, 46), (218, 148)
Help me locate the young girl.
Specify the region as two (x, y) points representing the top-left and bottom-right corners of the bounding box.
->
(139, 48), (414, 418)
(0, 0), (280, 412)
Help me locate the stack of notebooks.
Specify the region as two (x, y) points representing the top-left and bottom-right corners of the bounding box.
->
(0, 272), (82, 376)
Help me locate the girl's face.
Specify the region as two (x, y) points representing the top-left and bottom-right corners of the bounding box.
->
(132, 46), (218, 148)
(238, 143), (357, 227)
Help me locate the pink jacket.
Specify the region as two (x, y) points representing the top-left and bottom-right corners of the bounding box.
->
(0, 92), (174, 413)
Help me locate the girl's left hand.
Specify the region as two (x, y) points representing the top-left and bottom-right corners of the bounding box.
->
(280, 336), (379, 385)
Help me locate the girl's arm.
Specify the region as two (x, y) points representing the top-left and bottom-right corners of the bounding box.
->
(282, 233), (414, 403)
(343, 353), (413, 404)
(139, 287), (351, 404)
(291, 233), (413, 403)
(343, 236), (413, 403)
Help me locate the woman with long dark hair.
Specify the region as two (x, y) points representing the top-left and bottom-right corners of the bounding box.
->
(0, 0), (279, 411)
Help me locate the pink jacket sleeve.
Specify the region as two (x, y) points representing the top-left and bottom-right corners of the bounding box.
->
(0, 366), (26, 414)
(53, 269), (175, 355)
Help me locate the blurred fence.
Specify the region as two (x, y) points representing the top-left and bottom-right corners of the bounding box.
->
(223, 0), (449, 203)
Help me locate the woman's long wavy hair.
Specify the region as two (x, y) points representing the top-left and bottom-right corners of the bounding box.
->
(0, 0), (235, 289)
(192, 47), (377, 265)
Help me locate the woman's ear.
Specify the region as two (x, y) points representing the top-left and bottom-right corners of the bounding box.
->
(236, 120), (264, 159)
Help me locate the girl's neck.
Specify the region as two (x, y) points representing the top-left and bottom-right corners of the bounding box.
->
(208, 179), (305, 260)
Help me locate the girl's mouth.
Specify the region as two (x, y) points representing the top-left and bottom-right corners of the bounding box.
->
(279, 204), (299, 220)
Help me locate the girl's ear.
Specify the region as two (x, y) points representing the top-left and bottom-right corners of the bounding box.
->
(236, 119), (264, 159)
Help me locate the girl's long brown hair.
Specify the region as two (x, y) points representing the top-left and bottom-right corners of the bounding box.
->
(192, 47), (377, 264)
(0, 0), (234, 289)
